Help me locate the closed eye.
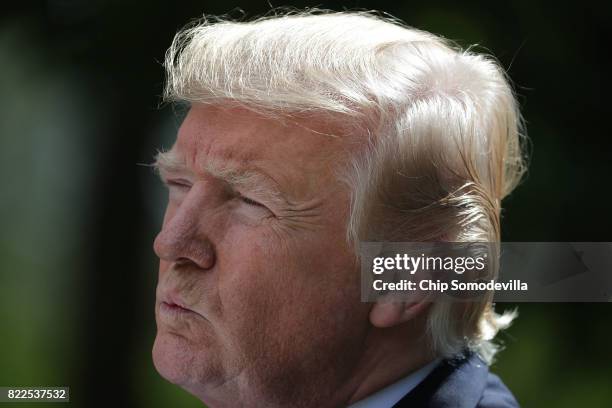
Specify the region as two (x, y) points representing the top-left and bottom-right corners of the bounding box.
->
(236, 194), (276, 219)
(240, 195), (265, 207)
(165, 178), (192, 189)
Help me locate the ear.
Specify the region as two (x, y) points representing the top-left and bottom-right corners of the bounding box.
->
(369, 298), (430, 328)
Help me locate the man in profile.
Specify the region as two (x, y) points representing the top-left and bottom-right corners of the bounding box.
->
(152, 10), (524, 408)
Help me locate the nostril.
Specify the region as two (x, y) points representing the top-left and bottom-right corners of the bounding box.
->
(153, 224), (216, 269)
(175, 257), (193, 266)
(173, 254), (215, 271)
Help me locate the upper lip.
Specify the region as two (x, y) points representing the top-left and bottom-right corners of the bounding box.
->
(160, 291), (192, 311)
(158, 290), (208, 321)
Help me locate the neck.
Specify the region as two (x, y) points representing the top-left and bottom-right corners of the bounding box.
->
(331, 317), (436, 407)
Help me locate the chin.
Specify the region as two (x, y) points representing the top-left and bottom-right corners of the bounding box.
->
(153, 332), (191, 385)
(152, 330), (221, 389)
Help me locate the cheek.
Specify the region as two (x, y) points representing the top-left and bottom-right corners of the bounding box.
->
(216, 231), (279, 316)
(216, 223), (363, 345)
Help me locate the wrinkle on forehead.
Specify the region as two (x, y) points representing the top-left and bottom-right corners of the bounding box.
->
(178, 103), (353, 160)
(162, 103), (358, 202)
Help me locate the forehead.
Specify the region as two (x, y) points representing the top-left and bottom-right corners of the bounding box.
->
(172, 104), (352, 196)
(176, 104), (342, 159)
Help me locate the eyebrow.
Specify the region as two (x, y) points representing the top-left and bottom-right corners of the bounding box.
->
(153, 150), (289, 206)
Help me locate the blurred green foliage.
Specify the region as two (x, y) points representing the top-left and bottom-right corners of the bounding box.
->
(0, 1), (610, 407)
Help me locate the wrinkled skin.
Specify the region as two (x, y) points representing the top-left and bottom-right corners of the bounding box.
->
(152, 104), (376, 407)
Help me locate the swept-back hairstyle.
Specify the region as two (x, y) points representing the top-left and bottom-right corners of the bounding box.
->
(163, 10), (526, 363)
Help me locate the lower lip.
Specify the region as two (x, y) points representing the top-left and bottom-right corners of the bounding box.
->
(159, 301), (198, 318)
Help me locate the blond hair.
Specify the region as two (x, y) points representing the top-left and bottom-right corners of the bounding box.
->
(163, 10), (526, 363)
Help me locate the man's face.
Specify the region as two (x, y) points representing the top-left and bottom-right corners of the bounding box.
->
(152, 104), (371, 405)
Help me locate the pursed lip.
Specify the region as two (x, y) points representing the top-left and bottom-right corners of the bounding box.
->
(158, 291), (201, 316)
(161, 301), (191, 312)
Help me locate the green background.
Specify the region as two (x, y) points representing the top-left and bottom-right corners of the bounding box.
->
(1, 1), (610, 407)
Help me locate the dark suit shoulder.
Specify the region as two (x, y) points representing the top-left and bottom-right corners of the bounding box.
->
(393, 352), (519, 408)
(476, 372), (519, 408)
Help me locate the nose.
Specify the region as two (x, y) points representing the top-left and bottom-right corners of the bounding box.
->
(153, 194), (216, 270)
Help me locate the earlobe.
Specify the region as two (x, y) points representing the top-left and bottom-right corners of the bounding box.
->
(369, 299), (430, 328)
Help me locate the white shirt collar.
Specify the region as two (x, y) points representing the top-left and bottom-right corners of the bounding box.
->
(347, 358), (441, 408)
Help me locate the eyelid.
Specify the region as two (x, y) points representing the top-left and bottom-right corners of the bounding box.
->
(165, 177), (192, 188)
(236, 193), (277, 219)
(240, 194), (265, 207)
